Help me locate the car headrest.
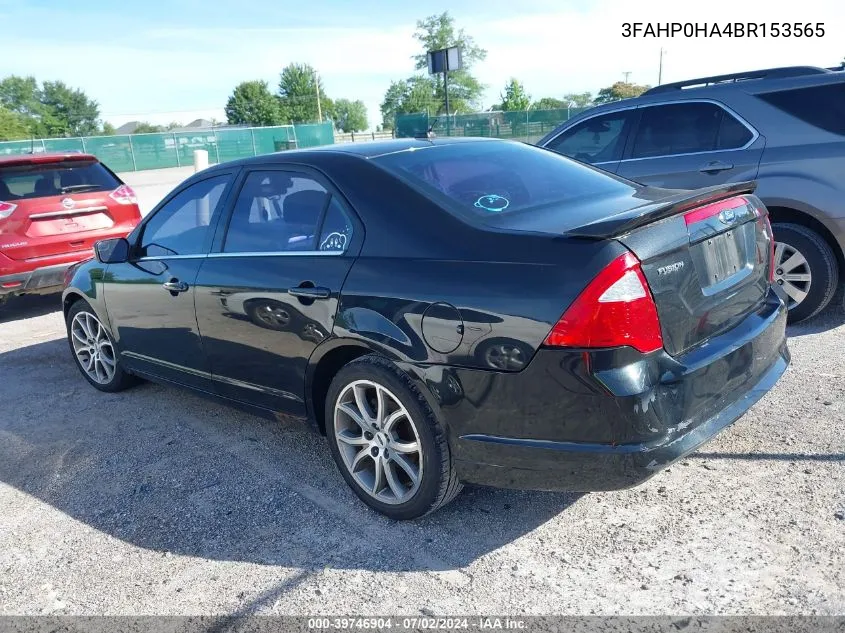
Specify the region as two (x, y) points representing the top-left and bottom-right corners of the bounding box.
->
(34, 177), (55, 196)
(284, 190), (327, 226)
(0, 181), (12, 199)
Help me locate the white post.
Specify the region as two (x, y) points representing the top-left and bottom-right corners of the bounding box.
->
(173, 133), (181, 167)
(193, 149), (208, 173)
(193, 149), (210, 225)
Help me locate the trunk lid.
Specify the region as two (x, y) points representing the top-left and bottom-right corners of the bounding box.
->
(614, 187), (773, 355)
(489, 181), (774, 356)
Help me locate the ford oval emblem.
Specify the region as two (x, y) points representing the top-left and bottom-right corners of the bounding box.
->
(718, 208), (736, 224)
(61, 198), (75, 210)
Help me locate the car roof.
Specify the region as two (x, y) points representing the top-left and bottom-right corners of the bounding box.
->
(0, 152), (99, 167)
(204, 136), (503, 172)
(537, 65), (845, 146)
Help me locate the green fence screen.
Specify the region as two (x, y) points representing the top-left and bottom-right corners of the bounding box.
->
(395, 107), (591, 143)
(0, 123), (335, 173)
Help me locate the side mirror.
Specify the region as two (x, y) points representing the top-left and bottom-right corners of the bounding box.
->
(94, 237), (130, 264)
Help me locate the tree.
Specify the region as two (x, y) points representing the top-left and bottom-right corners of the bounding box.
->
(101, 122), (116, 136)
(132, 122), (164, 134)
(379, 76), (438, 130)
(333, 98), (368, 132)
(40, 81), (101, 136)
(498, 78), (531, 111)
(410, 12), (487, 114)
(278, 63), (328, 124)
(563, 92), (593, 108)
(225, 80), (281, 126)
(531, 97), (566, 111)
(0, 75), (103, 138)
(593, 82), (649, 105)
(0, 106), (30, 141)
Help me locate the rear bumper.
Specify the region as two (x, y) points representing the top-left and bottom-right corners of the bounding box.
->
(410, 291), (789, 492)
(0, 261), (78, 297)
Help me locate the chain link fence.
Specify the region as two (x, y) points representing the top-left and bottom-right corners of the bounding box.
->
(0, 123), (335, 173)
(394, 108), (591, 143)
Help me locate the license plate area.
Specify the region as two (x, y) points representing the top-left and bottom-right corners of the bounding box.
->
(26, 211), (113, 237)
(689, 221), (756, 295)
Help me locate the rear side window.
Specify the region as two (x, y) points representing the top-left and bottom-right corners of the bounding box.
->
(0, 160), (120, 201)
(545, 111), (630, 163)
(631, 103), (752, 158)
(373, 141), (634, 220)
(223, 170), (351, 253)
(758, 83), (845, 136)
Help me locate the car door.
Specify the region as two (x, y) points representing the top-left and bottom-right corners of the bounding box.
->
(104, 172), (236, 390)
(615, 101), (764, 189)
(193, 167), (361, 414)
(541, 109), (635, 173)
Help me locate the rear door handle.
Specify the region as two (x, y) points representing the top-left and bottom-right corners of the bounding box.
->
(288, 286), (330, 300)
(162, 280), (189, 294)
(699, 160), (734, 174)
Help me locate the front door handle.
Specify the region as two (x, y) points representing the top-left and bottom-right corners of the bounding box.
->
(162, 279), (189, 294)
(699, 160), (734, 174)
(288, 285), (330, 300)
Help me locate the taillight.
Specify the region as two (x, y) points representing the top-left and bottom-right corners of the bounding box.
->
(544, 252), (663, 354)
(0, 201), (17, 220)
(764, 215), (775, 283)
(109, 185), (137, 205)
(683, 195), (748, 225)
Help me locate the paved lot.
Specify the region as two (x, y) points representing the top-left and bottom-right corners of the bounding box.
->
(0, 294), (843, 616)
(119, 166), (196, 217)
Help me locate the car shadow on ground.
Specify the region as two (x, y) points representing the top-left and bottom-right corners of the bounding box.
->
(786, 287), (845, 338)
(0, 293), (63, 323)
(0, 337), (580, 573)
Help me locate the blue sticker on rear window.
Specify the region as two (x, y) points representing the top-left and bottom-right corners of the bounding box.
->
(474, 194), (509, 213)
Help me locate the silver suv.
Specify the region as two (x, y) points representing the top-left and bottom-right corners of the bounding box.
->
(538, 65), (845, 322)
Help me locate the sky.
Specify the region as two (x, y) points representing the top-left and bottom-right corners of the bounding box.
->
(1, 0), (843, 130)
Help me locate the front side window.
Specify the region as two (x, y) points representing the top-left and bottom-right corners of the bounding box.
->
(545, 111), (629, 163)
(631, 102), (751, 159)
(224, 170), (353, 253)
(140, 174), (230, 257)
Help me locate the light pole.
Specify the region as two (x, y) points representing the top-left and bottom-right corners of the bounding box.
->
(658, 48), (666, 85)
(314, 69), (322, 122)
(622, 71), (631, 83)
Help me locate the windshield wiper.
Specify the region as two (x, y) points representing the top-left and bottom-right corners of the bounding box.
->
(61, 184), (101, 193)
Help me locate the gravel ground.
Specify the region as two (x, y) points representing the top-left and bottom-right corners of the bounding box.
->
(0, 293), (843, 616)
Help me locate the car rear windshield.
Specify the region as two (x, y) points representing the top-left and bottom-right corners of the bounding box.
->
(372, 141), (635, 221)
(0, 160), (121, 201)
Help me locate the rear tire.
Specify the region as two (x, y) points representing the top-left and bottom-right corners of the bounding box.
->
(325, 354), (462, 520)
(771, 223), (838, 324)
(66, 300), (136, 392)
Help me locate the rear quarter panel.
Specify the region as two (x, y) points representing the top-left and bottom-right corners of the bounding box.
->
(755, 141), (845, 253)
(334, 238), (625, 371)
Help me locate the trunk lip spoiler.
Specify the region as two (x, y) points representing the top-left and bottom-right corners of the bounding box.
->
(567, 181), (758, 239)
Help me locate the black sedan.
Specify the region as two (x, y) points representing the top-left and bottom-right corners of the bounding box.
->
(62, 138), (789, 519)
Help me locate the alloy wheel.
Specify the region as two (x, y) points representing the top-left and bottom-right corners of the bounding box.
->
(70, 311), (116, 384)
(773, 241), (812, 309)
(333, 380), (423, 505)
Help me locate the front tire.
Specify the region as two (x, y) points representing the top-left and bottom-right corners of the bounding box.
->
(66, 300), (136, 392)
(772, 223), (838, 324)
(325, 355), (462, 520)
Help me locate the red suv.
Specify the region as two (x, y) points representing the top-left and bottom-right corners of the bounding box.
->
(0, 153), (141, 305)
